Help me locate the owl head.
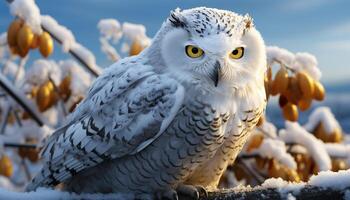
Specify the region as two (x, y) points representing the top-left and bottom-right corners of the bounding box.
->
(146, 7), (266, 94)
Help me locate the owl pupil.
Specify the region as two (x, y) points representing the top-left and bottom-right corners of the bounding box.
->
(232, 49), (238, 55)
(192, 48), (199, 54)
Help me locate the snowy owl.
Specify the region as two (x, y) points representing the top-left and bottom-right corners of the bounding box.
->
(27, 7), (266, 199)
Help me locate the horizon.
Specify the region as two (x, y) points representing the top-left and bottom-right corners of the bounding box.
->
(1, 0), (350, 85)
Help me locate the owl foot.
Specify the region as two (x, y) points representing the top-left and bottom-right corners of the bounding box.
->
(156, 188), (179, 200)
(176, 184), (208, 200)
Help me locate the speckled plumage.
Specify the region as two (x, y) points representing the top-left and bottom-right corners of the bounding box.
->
(27, 7), (267, 199)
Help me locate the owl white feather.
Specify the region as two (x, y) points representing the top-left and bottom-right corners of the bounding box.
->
(27, 7), (267, 200)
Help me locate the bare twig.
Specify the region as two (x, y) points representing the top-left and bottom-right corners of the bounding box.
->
(235, 158), (265, 184)
(48, 76), (67, 116)
(272, 58), (296, 73)
(13, 56), (28, 84)
(4, 142), (37, 148)
(13, 109), (23, 127)
(21, 159), (32, 181)
(41, 27), (100, 77)
(0, 73), (44, 126)
(0, 105), (12, 134)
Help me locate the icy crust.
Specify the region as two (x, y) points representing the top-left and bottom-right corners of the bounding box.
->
(251, 138), (297, 169)
(9, 0), (42, 34)
(304, 107), (342, 134)
(0, 187), (134, 200)
(266, 46), (321, 80)
(279, 122), (332, 171)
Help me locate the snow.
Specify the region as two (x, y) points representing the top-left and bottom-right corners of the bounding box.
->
(258, 121), (278, 138)
(25, 59), (61, 85)
(293, 52), (321, 81)
(97, 19), (122, 42)
(41, 16), (101, 74)
(59, 60), (93, 95)
(260, 177), (305, 193)
(4, 122), (53, 144)
(9, 0), (42, 34)
(0, 187), (134, 200)
(308, 169), (350, 190)
(266, 46), (295, 67)
(0, 176), (16, 191)
(40, 15), (75, 52)
(279, 122), (332, 171)
(266, 46), (321, 80)
(122, 22), (151, 46)
(287, 193), (296, 200)
(304, 107), (341, 134)
(251, 138), (297, 169)
(70, 43), (102, 75)
(324, 143), (350, 158)
(2, 61), (19, 78)
(99, 37), (120, 62)
(289, 144), (308, 155)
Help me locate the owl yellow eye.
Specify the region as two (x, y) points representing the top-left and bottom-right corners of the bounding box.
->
(185, 45), (204, 58)
(230, 47), (244, 59)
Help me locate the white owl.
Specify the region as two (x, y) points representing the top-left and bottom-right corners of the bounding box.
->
(27, 7), (267, 200)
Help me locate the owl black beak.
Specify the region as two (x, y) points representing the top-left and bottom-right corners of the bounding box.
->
(209, 61), (221, 87)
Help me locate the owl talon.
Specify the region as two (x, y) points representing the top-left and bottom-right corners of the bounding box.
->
(156, 188), (178, 200)
(195, 186), (208, 198)
(177, 184), (207, 200)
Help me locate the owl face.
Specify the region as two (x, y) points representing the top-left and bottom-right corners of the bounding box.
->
(158, 7), (266, 93)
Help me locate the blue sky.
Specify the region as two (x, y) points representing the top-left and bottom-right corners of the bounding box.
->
(1, 0), (350, 85)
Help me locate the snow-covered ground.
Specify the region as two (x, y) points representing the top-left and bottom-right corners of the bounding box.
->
(0, 169), (350, 199)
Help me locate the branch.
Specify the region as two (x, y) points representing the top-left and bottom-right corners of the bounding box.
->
(42, 26), (100, 77)
(3, 142), (37, 148)
(5, 0), (101, 77)
(0, 73), (44, 126)
(201, 185), (347, 200)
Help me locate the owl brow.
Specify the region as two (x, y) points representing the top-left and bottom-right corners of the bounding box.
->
(169, 13), (187, 28)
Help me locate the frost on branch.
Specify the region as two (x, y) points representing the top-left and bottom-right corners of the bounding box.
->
(0, 170), (350, 200)
(9, 0), (42, 34)
(97, 19), (151, 61)
(41, 15), (102, 75)
(304, 107), (342, 135)
(266, 46), (321, 80)
(279, 122), (332, 171)
(40, 16), (75, 53)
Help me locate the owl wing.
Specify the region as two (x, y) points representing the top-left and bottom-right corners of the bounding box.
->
(36, 60), (185, 186)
